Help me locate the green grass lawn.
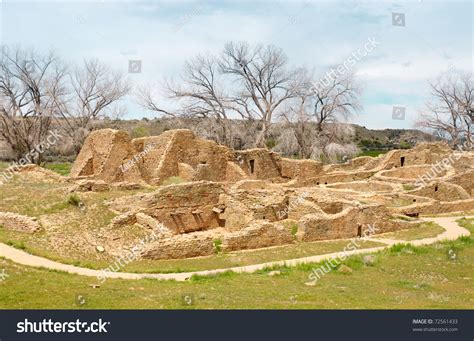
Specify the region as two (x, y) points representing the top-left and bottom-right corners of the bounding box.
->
(43, 162), (73, 176)
(0, 231), (472, 309)
(374, 222), (445, 241)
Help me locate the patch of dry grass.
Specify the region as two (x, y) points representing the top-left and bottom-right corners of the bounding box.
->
(374, 222), (445, 241)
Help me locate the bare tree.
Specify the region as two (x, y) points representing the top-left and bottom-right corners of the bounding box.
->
(279, 94), (314, 158)
(0, 46), (65, 164)
(418, 72), (473, 147)
(138, 54), (237, 146)
(138, 42), (358, 152)
(278, 68), (362, 159)
(457, 73), (473, 145)
(219, 42), (301, 147)
(53, 59), (130, 153)
(309, 69), (362, 132)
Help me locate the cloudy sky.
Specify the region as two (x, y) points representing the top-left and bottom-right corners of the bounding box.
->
(0, 0), (472, 129)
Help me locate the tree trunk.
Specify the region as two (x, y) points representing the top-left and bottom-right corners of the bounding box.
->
(255, 121), (268, 148)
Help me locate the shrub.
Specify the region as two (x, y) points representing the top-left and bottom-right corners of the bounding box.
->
(131, 126), (150, 138)
(266, 137), (277, 149)
(67, 193), (82, 206)
(213, 239), (222, 254)
(7, 240), (26, 250)
(290, 223), (298, 238)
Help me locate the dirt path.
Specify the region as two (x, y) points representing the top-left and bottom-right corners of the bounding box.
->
(0, 215), (471, 282)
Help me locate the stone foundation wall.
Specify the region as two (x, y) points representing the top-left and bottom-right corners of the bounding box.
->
(0, 212), (41, 233)
(299, 205), (399, 242)
(222, 221), (293, 252)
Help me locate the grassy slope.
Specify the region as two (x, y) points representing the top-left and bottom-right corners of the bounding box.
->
(0, 172), (151, 265)
(116, 240), (383, 273)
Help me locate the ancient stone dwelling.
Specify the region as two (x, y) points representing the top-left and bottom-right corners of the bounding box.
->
(69, 128), (474, 260)
(70, 129), (322, 185)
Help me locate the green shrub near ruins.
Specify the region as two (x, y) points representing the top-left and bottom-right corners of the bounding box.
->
(213, 239), (222, 254)
(67, 193), (82, 207)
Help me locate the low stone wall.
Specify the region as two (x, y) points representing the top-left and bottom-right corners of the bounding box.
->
(0, 212), (41, 233)
(141, 230), (218, 259)
(140, 221), (294, 260)
(222, 221), (293, 252)
(293, 170), (376, 187)
(394, 199), (474, 216)
(448, 170), (474, 196)
(409, 182), (471, 201)
(70, 179), (111, 192)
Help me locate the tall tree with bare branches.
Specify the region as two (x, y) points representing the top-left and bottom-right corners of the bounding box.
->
(53, 59), (130, 153)
(279, 68), (362, 159)
(0, 46), (65, 164)
(219, 42), (301, 147)
(137, 54), (235, 146)
(417, 72), (473, 147)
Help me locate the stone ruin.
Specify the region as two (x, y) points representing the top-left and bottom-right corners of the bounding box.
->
(70, 128), (323, 185)
(68, 128), (474, 259)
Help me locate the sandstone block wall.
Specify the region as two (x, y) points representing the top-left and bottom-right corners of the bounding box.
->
(280, 158), (323, 179)
(299, 205), (399, 242)
(70, 129), (143, 183)
(140, 221), (294, 260)
(110, 181), (226, 234)
(71, 129), (306, 186)
(222, 221), (293, 252)
(141, 230), (218, 259)
(234, 149), (282, 180)
(448, 170), (474, 196)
